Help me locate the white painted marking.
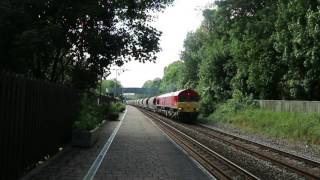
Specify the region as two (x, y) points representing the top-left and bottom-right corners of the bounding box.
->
(144, 115), (217, 180)
(83, 108), (127, 180)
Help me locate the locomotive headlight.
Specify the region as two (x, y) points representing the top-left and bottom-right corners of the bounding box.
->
(178, 107), (183, 111)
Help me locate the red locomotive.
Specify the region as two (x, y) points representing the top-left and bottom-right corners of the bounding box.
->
(128, 89), (200, 122)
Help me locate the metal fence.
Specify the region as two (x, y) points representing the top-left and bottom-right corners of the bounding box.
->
(0, 73), (80, 180)
(254, 100), (320, 113)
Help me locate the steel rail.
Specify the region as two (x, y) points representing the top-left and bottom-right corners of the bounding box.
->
(139, 107), (320, 179)
(196, 124), (320, 180)
(144, 108), (320, 179)
(141, 109), (259, 180)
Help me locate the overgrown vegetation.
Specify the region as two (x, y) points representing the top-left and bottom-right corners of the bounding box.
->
(73, 94), (126, 130)
(112, 102), (126, 113)
(137, 1), (320, 144)
(141, 61), (185, 94)
(206, 98), (320, 144)
(96, 79), (123, 97)
(143, 0), (320, 113)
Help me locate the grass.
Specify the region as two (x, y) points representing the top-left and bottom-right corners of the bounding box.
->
(206, 101), (320, 145)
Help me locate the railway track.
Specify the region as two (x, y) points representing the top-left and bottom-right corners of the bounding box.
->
(139, 108), (320, 180)
(141, 109), (259, 180)
(196, 124), (320, 180)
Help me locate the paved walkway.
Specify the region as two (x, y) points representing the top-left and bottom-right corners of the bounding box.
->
(23, 120), (120, 180)
(94, 106), (210, 180)
(23, 106), (210, 180)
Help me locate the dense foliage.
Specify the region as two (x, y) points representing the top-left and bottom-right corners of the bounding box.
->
(159, 61), (184, 93)
(141, 0), (320, 116)
(141, 61), (184, 94)
(0, 0), (173, 90)
(179, 0), (320, 115)
(137, 0), (320, 144)
(73, 94), (104, 130)
(96, 79), (122, 95)
(73, 94), (126, 130)
(142, 77), (162, 90)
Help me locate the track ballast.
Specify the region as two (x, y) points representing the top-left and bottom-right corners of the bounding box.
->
(138, 107), (320, 180)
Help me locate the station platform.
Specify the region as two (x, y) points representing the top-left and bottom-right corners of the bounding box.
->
(94, 106), (210, 180)
(23, 106), (211, 180)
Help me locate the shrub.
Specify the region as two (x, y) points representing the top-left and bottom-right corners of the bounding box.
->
(97, 101), (125, 121)
(107, 102), (125, 120)
(113, 102), (126, 113)
(73, 94), (101, 131)
(73, 95), (126, 128)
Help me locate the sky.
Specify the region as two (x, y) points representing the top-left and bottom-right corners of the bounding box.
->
(107, 0), (212, 88)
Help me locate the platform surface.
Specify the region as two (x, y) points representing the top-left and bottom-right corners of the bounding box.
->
(94, 106), (210, 180)
(23, 106), (210, 180)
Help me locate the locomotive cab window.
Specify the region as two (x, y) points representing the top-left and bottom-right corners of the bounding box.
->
(178, 95), (199, 102)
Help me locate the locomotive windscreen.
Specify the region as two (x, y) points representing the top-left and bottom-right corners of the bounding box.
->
(178, 90), (200, 102)
(179, 95), (199, 102)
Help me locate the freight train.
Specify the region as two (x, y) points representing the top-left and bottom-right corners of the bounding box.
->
(127, 89), (200, 122)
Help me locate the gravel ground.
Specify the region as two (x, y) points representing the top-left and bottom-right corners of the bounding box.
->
(194, 129), (302, 179)
(205, 122), (320, 163)
(151, 112), (304, 179)
(175, 124), (303, 179)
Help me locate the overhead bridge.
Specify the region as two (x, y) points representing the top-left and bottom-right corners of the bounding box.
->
(109, 87), (158, 96)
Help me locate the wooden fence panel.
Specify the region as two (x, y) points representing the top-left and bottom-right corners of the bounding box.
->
(0, 73), (80, 180)
(255, 100), (320, 113)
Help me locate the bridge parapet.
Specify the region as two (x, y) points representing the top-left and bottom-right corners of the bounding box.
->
(109, 87), (158, 96)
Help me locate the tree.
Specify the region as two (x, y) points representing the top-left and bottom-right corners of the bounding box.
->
(0, 0), (174, 90)
(180, 30), (206, 89)
(159, 61), (184, 93)
(176, 0), (320, 115)
(142, 78), (162, 90)
(220, 0), (280, 99)
(274, 0), (320, 100)
(196, 8), (236, 114)
(97, 79), (122, 95)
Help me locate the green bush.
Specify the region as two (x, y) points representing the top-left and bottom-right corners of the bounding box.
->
(73, 95), (126, 129)
(96, 102), (119, 121)
(73, 94), (102, 131)
(106, 102), (125, 121)
(97, 103), (111, 119)
(113, 102), (126, 113)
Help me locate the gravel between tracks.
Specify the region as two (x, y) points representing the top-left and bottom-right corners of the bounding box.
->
(206, 122), (320, 164)
(173, 123), (302, 179)
(146, 110), (303, 179)
(142, 110), (319, 179)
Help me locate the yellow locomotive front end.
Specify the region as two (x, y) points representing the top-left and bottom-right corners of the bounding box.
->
(176, 89), (200, 122)
(177, 101), (199, 113)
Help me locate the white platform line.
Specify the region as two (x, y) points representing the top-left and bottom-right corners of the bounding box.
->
(83, 109), (127, 180)
(144, 115), (217, 180)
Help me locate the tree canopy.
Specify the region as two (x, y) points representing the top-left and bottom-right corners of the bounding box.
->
(179, 0), (320, 115)
(140, 61), (184, 94)
(0, 0), (173, 90)
(141, 0), (320, 115)
(142, 77), (162, 90)
(159, 61), (184, 93)
(97, 79), (122, 95)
